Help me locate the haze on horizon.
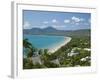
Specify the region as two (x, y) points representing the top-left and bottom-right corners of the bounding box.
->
(23, 10), (91, 30)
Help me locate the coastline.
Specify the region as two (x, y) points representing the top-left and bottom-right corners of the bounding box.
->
(48, 37), (72, 53)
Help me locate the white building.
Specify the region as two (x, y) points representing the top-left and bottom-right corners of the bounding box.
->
(80, 56), (90, 61)
(67, 49), (79, 56)
(32, 55), (42, 65)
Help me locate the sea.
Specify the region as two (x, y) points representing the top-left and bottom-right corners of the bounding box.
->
(23, 34), (66, 49)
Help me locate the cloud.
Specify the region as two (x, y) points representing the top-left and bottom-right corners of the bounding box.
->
(64, 19), (70, 23)
(43, 21), (49, 24)
(23, 21), (31, 29)
(71, 16), (84, 22)
(52, 19), (57, 23)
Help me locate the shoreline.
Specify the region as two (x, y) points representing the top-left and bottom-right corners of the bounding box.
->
(48, 37), (72, 53)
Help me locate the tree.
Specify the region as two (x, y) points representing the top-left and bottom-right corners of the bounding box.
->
(23, 58), (34, 69)
(23, 38), (37, 57)
(38, 49), (43, 55)
(44, 49), (48, 54)
(43, 61), (59, 68)
(33, 63), (45, 68)
(23, 38), (32, 48)
(27, 47), (34, 57)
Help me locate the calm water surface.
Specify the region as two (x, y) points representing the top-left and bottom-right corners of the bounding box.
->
(24, 35), (66, 49)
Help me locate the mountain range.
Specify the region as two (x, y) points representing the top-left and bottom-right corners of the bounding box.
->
(23, 26), (90, 37)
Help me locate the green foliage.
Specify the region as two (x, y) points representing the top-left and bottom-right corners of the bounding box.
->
(23, 58), (33, 69)
(53, 36), (91, 67)
(27, 48), (33, 57)
(23, 38), (32, 48)
(80, 61), (90, 66)
(44, 49), (48, 54)
(23, 38), (38, 58)
(38, 49), (43, 55)
(43, 61), (59, 68)
(32, 63), (45, 68)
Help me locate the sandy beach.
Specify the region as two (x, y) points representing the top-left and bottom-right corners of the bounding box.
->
(48, 37), (72, 53)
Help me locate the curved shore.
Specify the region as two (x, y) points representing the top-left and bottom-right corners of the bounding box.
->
(48, 37), (72, 53)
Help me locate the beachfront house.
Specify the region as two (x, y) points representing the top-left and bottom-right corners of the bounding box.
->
(80, 56), (90, 61)
(32, 55), (42, 65)
(67, 48), (79, 57)
(33, 51), (39, 57)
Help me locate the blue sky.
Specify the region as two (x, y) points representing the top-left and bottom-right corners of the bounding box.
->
(23, 10), (91, 30)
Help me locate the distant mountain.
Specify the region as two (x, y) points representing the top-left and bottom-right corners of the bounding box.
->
(43, 26), (57, 32)
(24, 28), (42, 34)
(24, 26), (58, 34)
(23, 26), (90, 37)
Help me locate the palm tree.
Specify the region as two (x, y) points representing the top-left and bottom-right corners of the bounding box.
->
(23, 38), (32, 48)
(23, 38), (34, 57)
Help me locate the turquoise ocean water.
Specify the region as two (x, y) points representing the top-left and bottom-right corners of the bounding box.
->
(24, 35), (66, 49)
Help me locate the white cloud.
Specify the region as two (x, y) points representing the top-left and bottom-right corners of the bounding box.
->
(23, 21), (31, 29)
(43, 21), (49, 24)
(72, 16), (80, 22)
(71, 16), (84, 22)
(52, 19), (57, 23)
(64, 19), (70, 23)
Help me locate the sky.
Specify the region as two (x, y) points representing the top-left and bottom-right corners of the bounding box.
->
(23, 10), (91, 30)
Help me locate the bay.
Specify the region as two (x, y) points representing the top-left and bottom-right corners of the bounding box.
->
(24, 35), (67, 49)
